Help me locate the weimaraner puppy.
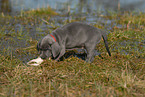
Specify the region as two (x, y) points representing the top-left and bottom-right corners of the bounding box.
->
(37, 22), (111, 62)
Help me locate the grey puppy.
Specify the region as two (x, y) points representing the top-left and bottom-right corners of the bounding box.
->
(37, 22), (111, 62)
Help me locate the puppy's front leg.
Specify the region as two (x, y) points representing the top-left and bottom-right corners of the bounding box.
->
(55, 47), (65, 61)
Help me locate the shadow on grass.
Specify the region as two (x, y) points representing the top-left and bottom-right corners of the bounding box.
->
(54, 50), (104, 62)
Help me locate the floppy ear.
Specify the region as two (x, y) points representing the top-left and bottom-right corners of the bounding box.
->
(51, 42), (61, 58)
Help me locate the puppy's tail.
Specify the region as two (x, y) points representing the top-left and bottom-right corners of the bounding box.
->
(101, 30), (111, 56)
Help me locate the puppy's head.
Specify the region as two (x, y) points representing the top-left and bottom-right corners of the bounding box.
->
(37, 34), (61, 59)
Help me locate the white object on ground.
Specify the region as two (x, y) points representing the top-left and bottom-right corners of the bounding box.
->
(27, 57), (44, 66)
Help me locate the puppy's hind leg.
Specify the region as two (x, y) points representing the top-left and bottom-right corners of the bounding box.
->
(85, 43), (96, 63)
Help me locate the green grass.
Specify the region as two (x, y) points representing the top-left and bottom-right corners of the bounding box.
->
(0, 9), (145, 97)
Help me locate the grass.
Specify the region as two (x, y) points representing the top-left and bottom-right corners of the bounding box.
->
(0, 8), (145, 96)
(0, 54), (144, 96)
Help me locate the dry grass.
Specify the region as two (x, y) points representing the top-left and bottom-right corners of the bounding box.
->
(0, 54), (144, 96)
